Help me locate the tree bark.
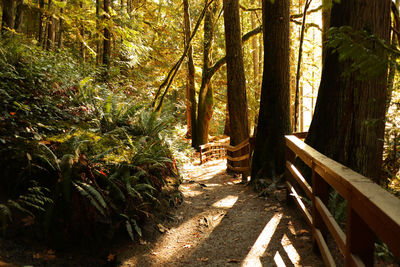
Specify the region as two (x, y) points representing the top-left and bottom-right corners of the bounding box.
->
(103, 0), (111, 69)
(47, 0), (56, 50)
(58, 2), (64, 49)
(183, 0), (196, 139)
(14, 0), (24, 32)
(194, 0), (218, 148)
(1, 0), (15, 34)
(38, 0), (45, 44)
(251, 0), (291, 181)
(305, 0), (391, 184)
(223, 0), (250, 179)
(322, 0), (331, 61)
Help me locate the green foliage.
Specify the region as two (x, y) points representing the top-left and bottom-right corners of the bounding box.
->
(0, 37), (185, 246)
(327, 26), (389, 79)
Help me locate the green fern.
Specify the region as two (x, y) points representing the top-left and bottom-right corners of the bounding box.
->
(72, 181), (107, 216)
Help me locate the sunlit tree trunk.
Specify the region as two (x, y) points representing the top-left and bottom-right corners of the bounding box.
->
(251, 0), (291, 181)
(80, 1), (86, 61)
(183, 0), (196, 139)
(1, 0), (15, 33)
(195, 0), (218, 148)
(223, 0), (250, 179)
(305, 0), (391, 184)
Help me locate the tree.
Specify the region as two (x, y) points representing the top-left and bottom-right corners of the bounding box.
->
(183, 0), (196, 139)
(223, 0), (250, 178)
(103, 0), (111, 68)
(194, 0), (219, 147)
(304, 0), (391, 184)
(1, 0), (15, 33)
(251, 0), (291, 182)
(47, 0), (56, 50)
(14, 0), (24, 32)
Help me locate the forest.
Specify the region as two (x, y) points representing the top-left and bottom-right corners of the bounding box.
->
(0, 0), (399, 265)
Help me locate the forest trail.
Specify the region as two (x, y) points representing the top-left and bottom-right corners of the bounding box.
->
(119, 159), (324, 267)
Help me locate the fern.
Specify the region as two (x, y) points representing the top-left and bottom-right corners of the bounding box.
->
(72, 181), (106, 215)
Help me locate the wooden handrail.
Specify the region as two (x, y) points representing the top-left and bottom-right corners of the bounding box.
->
(285, 135), (400, 267)
(199, 138), (252, 173)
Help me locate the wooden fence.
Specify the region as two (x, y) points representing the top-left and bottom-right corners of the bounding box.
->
(285, 134), (400, 267)
(199, 137), (252, 173)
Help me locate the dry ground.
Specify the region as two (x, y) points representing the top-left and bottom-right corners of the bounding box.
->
(119, 159), (324, 267)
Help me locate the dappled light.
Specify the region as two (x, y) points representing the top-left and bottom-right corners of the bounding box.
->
(242, 213), (283, 267)
(212, 195), (239, 208)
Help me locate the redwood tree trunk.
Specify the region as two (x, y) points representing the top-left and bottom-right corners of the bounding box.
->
(183, 0), (196, 139)
(1, 0), (15, 33)
(251, 0), (291, 181)
(305, 0), (391, 184)
(223, 0), (250, 178)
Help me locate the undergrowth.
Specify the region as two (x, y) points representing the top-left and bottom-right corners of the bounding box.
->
(0, 36), (190, 249)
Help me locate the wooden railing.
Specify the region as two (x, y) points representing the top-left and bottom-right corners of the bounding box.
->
(285, 135), (400, 267)
(199, 137), (252, 173)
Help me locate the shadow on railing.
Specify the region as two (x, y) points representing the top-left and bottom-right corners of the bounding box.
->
(285, 134), (400, 267)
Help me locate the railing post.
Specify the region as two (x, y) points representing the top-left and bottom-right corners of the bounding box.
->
(345, 203), (374, 267)
(311, 163), (329, 253)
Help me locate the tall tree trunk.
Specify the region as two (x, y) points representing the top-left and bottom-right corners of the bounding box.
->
(194, 0), (218, 148)
(103, 0), (111, 70)
(183, 0), (196, 139)
(1, 0), (15, 33)
(322, 0), (331, 61)
(38, 0), (45, 44)
(251, 0), (291, 181)
(47, 0), (55, 50)
(305, 0), (391, 184)
(294, 0), (312, 132)
(58, 3), (64, 49)
(14, 0), (24, 32)
(223, 0), (250, 179)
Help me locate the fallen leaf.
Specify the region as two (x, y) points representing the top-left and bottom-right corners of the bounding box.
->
(157, 223), (167, 233)
(227, 258), (241, 263)
(107, 253), (115, 262)
(197, 257), (209, 262)
(183, 244), (191, 248)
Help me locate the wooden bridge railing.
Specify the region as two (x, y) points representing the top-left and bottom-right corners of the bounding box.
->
(199, 137), (252, 173)
(285, 134), (400, 267)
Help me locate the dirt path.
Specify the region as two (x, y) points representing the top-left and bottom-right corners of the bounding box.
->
(119, 159), (324, 267)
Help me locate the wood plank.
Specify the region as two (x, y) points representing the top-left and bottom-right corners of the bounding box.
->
(285, 135), (313, 167)
(285, 135), (400, 259)
(350, 254), (366, 267)
(286, 181), (312, 227)
(315, 197), (346, 255)
(227, 164), (250, 172)
(225, 139), (249, 152)
(226, 153), (250, 162)
(315, 228), (337, 267)
(286, 161), (313, 199)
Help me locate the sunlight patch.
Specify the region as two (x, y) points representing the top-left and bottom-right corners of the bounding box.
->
(241, 212), (283, 267)
(281, 234), (301, 265)
(212, 195), (239, 208)
(274, 251), (286, 267)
